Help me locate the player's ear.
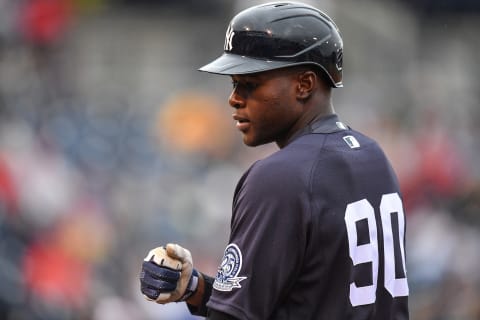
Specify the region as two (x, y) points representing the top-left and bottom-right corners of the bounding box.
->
(296, 70), (316, 100)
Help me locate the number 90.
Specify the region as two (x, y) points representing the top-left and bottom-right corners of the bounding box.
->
(345, 193), (409, 306)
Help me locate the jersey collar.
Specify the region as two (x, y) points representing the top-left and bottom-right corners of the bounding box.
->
(285, 114), (350, 146)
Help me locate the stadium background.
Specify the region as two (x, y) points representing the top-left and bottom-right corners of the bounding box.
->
(0, 0), (479, 319)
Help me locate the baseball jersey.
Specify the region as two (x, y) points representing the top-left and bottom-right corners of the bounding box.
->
(206, 114), (409, 320)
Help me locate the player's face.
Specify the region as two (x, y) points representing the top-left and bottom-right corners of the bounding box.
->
(229, 68), (304, 147)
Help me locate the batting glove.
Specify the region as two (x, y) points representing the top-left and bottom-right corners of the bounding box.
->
(140, 244), (199, 304)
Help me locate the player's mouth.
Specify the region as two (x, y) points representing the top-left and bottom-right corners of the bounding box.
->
(233, 114), (250, 132)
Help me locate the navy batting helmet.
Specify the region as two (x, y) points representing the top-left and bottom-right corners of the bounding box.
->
(199, 2), (343, 87)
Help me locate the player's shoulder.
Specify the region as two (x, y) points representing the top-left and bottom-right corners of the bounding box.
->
(245, 146), (314, 191)
(256, 140), (317, 171)
(301, 124), (388, 163)
(323, 127), (381, 151)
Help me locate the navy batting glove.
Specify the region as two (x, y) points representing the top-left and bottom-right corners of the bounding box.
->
(140, 260), (181, 301)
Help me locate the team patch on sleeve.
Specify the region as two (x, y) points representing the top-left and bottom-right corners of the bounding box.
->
(213, 243), (247, 292)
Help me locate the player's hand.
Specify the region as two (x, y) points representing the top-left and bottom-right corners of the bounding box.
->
(140, 246), (182, 302)
(140, 244), (199, 304)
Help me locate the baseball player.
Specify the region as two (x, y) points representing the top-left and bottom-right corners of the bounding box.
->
(140, 2), (410, 319)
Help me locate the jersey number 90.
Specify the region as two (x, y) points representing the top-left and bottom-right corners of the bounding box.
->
(344, 193), (409, 306)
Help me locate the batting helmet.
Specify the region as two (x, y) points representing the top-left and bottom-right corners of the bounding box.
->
(199, 2), (344, 87)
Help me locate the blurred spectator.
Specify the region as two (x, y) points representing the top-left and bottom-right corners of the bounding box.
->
(22, 233), (91, 310)
(19, 0), (73, 46)
(400, 110), (471, 211)
(18, 0), (76, 102)
(0, 155), (18, 216)
(155, 91), (235, 161)
(21, 203), (112, 312)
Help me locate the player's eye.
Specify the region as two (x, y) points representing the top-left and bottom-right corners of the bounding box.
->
(244, 82), (258, 91)
(232, 80), (258, 93)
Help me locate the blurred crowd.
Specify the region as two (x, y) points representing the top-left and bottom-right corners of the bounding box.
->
(0, 0), (479, 319)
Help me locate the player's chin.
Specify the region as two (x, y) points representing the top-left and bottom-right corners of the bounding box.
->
(242, 133), (272, 147)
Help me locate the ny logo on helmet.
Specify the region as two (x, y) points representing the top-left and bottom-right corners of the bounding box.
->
(224, 24), (235, 51)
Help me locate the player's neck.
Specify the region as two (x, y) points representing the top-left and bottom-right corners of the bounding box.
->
(304, 92), (335, 125)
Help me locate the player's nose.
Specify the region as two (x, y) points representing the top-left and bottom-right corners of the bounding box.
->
(228, 89), (245, 109)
